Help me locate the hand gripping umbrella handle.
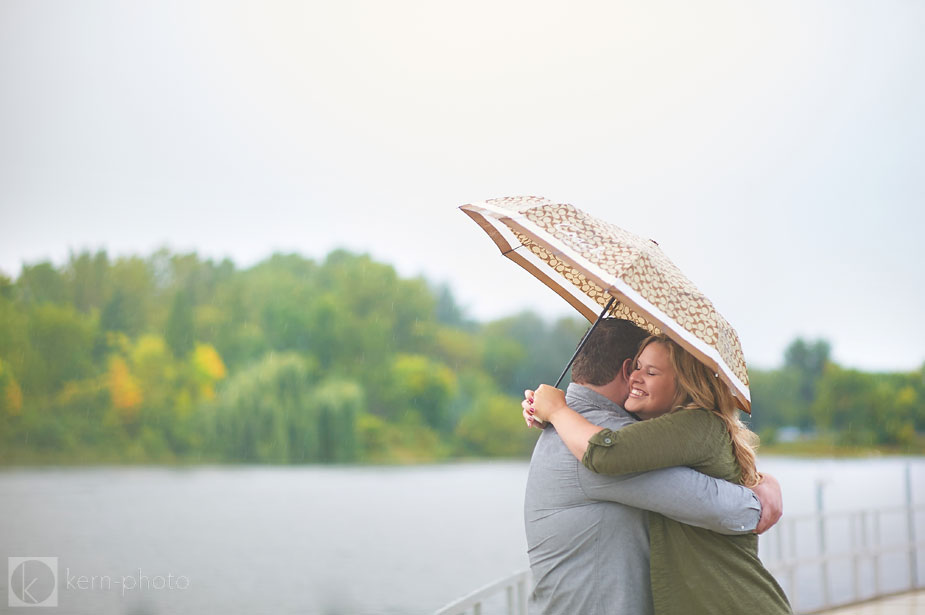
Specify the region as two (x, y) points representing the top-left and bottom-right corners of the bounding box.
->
(554, 296), (617, 388)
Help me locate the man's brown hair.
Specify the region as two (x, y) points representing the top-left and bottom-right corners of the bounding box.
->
(570, 319), (649, 386)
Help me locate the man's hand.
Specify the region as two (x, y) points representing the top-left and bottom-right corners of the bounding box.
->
(750, 473), (783, 534)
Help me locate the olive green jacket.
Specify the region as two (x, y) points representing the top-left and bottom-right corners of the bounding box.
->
(583, 408), (792, 615)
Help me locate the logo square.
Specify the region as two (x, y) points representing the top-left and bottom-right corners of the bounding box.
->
(8, 557), (58, 607)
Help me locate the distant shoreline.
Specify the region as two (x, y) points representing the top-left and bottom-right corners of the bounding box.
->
(2, 440), (923, 468)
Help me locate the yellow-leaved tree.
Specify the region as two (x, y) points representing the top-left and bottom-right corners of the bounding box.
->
(108, 356), (143, 423)
(192, 344), (227, 400)
(0, 358), (23, 417)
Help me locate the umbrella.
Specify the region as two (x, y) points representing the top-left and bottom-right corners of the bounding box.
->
(459, 196), (751, 412)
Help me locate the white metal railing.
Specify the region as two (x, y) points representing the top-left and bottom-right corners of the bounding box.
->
(435, 466), (923, 615)
(434, 569), (530, 615)
(764, 504), (924, 613)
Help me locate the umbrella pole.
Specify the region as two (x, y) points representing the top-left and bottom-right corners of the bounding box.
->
(554, 296), (616, 388)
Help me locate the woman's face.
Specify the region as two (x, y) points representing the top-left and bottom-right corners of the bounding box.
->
(625, 342), (678, 419)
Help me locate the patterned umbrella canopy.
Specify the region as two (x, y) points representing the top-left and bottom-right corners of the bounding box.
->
(460, 196), (751, 412)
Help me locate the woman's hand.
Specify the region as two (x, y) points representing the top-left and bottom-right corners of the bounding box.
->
(527, 385), (602, 461)
(522, 389), (546, 429)
(532, 384), (568, 423)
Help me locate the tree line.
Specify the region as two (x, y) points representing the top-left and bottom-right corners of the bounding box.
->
(0, 249), (922, 464)
(749, 339), (925, 450)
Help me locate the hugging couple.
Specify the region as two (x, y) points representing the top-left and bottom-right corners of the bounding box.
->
(522, 319), (792, 615)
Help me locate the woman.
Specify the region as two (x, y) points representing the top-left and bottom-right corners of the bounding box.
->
(528, 334), (792, 615)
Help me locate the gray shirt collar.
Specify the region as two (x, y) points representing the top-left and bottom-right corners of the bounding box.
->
(566, 382), (639, 422)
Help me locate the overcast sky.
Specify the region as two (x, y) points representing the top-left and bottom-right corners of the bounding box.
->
(1, 0), (923, 372)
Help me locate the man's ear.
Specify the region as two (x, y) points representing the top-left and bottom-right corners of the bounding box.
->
(621, 358), (634, 380)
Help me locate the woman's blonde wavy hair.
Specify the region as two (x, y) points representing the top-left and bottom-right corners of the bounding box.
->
(636, 334), (760, 487)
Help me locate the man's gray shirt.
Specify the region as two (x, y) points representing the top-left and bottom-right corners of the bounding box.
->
(524, 384), (761, 615)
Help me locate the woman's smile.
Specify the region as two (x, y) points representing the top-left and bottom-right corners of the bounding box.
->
(624, 342), (677, 419)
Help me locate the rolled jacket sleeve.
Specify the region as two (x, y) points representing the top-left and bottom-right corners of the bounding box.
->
(583, 409), (723, 475)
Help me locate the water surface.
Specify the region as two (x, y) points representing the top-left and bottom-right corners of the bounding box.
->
(0, 458), (922, 614)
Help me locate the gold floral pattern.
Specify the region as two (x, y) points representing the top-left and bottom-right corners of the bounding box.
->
(467, 196), (750, 403)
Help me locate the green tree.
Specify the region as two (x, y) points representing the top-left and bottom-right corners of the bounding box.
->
(380, 354), (457, 431)
(0, 291), (29, 378)
(67, 250), (110, 313)
(315, 379), (363, 462)
(100, 288), (131, 333)
(210, 280), (267, 369)
(432, 283), (470, 328)
(315, 250), (437, 373)
(107, 256), (155, 336)
(784, 338), (831, 404)
(478, 312), (588, 396)
(748, 368), (805, 434)
(18, 262), (69, 305)
(207, 353), (326, 462)
(166, 290), (195, 358)
(810, 364), (894, 445)
(455, 391), (538, 457)
(24, 304), (96, 393)
(0, 273), (13, 300)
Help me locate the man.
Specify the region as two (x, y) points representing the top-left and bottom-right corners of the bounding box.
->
(523, 319), (782, 614)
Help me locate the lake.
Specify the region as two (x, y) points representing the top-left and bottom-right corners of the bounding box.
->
(1, 457), (923, 614)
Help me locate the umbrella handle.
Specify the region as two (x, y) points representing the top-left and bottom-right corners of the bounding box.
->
(554, 296), (617, 388)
